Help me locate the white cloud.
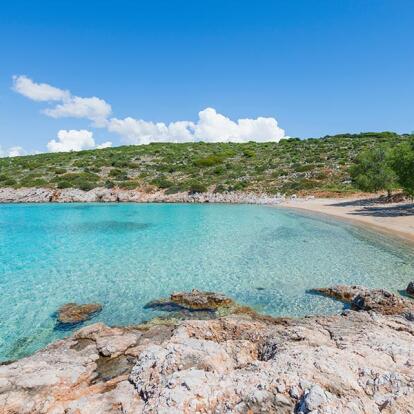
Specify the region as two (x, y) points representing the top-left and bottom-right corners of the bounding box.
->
(0, 146), (26, 158)
(194, 107), (284, 143)
(107, 118), (195, 145)
(96, 141), (112, 149)
(107, 107), (285, 145)
(44, 96), (111, 125)
(47, 129), (95, 152)
(47, 129), (112, 153)
(13, 75), (111, 125)
(13, 75), (69, 102)
(8, 146), (26, 157)
(13, 75), (286, 148)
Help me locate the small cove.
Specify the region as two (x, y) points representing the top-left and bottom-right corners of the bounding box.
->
(0, 203), (413, 361)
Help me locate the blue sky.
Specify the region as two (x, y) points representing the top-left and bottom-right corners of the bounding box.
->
(0, 0), (413, 154)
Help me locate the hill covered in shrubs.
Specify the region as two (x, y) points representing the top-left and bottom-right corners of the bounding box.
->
(0, 132), (412, 196)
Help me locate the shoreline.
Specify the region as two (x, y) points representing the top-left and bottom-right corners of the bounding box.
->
(0, 187), (282, 204)
(1, 187), (414, 244)
(278, 197), (414, 245)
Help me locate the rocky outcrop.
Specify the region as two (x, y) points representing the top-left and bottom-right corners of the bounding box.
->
(0, 187), (283, 204)
(57, 303), (103, 325)
(1, 287), (414, 413)
(147, 289), (235, 312)
(311, 285), (414, 317)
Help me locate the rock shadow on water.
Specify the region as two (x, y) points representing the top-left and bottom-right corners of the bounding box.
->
(143, 299), (217, 322)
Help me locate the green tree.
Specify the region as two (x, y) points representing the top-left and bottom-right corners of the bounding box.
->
(350, 147), (397, 197)
(392, 142), (414, 196)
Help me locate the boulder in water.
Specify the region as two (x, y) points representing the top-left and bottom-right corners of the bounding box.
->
(170, 289), (234, 310)
(311, 285), (414, 316)
(57, 303), (102, 324)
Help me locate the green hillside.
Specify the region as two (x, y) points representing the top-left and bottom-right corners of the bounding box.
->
(1, 132), (412, 195)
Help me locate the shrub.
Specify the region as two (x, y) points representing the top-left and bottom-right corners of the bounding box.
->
(193, 155), (223, 167)
(214, 184), (226, 193)
(165, 184), (186, 195)
(187, 181), (207, 194)
(19, 178), (48, 187)
(242, 148), (255, 158)
(118, 180), (140, 190)
(78, 180), (96, 191)
(56, 180), (72, 189)
(350, 147), (397, 196)
(391, 142), (414, 196)
(54, 172), (99, 190)
(54, 168), (67, 175)
(150, 177), (173, 189)
(108, 168), (128, 180)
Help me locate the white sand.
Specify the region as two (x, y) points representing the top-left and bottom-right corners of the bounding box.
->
(278, 197), (414, 244)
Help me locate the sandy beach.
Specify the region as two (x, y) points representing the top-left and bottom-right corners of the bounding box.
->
(279, 197), (414, 244)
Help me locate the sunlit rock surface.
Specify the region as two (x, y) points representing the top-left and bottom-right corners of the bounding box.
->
(1, 288), (414, 413)
(57, 303), (103, 325)
(0, 187), (282, 204)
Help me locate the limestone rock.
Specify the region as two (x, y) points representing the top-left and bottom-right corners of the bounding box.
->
(57, 302), (102, 324)
(313, 284), (414, 316)
(0, 187), (283, 204)
(1, 287), (414, 413)
(170, 289), (234, 310)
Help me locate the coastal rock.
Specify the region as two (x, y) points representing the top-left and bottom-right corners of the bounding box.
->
(312, 285), (414, 316)
(0, 187), (54, 203)
(57, 302), (103, 324)
(1, 287), (414, 413)
(406, 281), (414, 297)
(0, 187), (283, 204)
(170, 289), (235, 310)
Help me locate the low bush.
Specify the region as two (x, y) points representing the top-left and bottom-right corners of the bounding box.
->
(187, 181), (207, 194)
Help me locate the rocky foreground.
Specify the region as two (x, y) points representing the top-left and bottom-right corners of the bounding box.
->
(0, 187), (282, 204)
(1, 287), (414, 413)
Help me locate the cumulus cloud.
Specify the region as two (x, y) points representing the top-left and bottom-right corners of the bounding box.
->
(107, 118), (195, 145)
(0, 146), (26, 158)
(13, 75), (69, 102)
(44, 96), (111, 125)
(13, 75), (286, 148)
(96, 141), (113, 149)
(107, 107), (285, 145)
(47, 129), (112, 153)
(13, 75), (112, 125)
(194, 107), (284, 143)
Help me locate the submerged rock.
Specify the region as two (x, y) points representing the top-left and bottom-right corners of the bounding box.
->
(1, 286), (414, 413)
(57, 302), (103, 324)
(312, 285), (414, 316)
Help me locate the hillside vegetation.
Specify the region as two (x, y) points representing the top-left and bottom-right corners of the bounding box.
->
(1, 132), (413, 195)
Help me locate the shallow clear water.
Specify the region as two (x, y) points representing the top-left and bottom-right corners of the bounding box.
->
(0, 203), (413, 361)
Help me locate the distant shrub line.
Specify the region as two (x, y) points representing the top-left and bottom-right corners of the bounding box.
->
(0, 132), (413, 195)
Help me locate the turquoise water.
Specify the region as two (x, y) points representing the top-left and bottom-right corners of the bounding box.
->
(0, 203), (413, 361)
